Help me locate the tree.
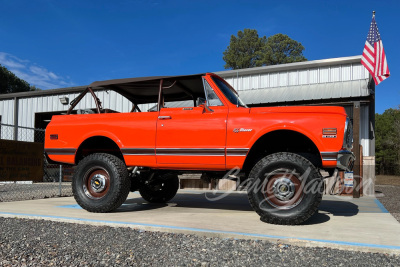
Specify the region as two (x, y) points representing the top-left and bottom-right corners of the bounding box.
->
(0, 64), (38, 94)
(262, 33), (307, 65)
(223, 29), (266, 69)
(375, 107), (400, 175)
(223, 29), (307, 70)
(29, 85), (41, 91)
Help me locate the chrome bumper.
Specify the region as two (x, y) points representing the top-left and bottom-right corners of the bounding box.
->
(337, 150), (355, 172)
(321, 150), (355, 172)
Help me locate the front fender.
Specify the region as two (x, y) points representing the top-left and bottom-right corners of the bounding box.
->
(246, 124), (325, 153)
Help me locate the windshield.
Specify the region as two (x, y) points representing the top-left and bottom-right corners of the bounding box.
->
(211, 76), (247, 107)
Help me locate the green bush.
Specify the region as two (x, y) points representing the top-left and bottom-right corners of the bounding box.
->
(376, 107), (400, 175)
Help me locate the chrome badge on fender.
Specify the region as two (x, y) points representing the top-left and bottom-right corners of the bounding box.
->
(233, 128), (253, 133)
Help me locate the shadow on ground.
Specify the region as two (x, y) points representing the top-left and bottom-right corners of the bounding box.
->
(116, 192), (360, 225)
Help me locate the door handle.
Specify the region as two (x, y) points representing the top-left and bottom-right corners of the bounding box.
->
(158, 116), (172, 120)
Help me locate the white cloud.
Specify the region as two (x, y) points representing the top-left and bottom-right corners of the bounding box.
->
(0, 52), (74, 89)
(0, 52), (27, 69)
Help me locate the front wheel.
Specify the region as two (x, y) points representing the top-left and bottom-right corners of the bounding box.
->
(247, 152), (323, 225)
(72, 153), (131, 213)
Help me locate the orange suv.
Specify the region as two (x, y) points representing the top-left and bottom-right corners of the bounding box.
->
(45, 73), (354, 225)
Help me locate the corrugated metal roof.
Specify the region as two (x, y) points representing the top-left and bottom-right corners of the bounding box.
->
(238, 79), (370, 105)
(215, 55), (363, 76)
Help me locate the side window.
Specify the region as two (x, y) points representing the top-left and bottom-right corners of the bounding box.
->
(163, 100), (194, 108)
(203, 80), (223, 106)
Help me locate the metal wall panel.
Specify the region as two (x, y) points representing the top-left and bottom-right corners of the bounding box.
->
(236, 77), (242, 91)
(18, 98), (29, 128)
(352, 64), (369, 80)
(217, 60), (368, 91)
(0, 99), (15, 140)
(254, 74), (260, 89)
(319, 67), (329, 83)
(330, 66), (340, 82)
(231, 77), (239, 91)
(341, 64), (351, 81)
(270, 73), (278, 87)
(242, 75), (251, 90)
(260, 73), (269, 88)
(288, 71), (298, 86)
(218, 66), (366, 90)
(222, 63), (367, 91)
(225, 77), (234, 89)
(0, 99), (14, 125)
(279, 72), (288, 87)
(230, 77), (238, 91)
(299, 70), (308, 84)
(309, 68), (319, 84)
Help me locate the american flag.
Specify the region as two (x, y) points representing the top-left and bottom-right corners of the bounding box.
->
(361, 15), (390, 85)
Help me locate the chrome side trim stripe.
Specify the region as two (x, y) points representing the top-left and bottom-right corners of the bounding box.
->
(156, 148), (225, 156)
(226, 148), (249, 156)
(121, 148), (155, 156)
(121, 148), (249, 157)
(45, 148), (76, 155)
(321, 152), (338, 161)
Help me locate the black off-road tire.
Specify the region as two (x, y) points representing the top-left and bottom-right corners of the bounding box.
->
(247, 152), (323, 225)
(139, 173), (179, 203)
(72, 153), (131, 213)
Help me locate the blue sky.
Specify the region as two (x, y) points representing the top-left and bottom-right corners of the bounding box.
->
(0, 0), (398, 113)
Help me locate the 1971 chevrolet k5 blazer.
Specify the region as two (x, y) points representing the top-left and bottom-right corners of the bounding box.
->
(45, 73), (354, 225)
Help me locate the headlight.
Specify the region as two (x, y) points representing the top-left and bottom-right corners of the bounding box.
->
(343, 117), (353, 150)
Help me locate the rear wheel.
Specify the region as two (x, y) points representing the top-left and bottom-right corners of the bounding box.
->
(247, 152), (323, 225)
(72, 153), (130, 212)
(139, 173), (179, 203)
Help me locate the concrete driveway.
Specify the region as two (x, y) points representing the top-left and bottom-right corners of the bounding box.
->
(0, 190), (399, 255)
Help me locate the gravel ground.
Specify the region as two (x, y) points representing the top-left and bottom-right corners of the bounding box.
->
(1, 182), (400, 265)
(0, 183), (73, 202)
(0, 217), (399, 267)
(375, 185), (400, 223)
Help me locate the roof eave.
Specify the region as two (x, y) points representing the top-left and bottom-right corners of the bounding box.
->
(215, 55), (363, 77)
(0, 86), (95, 100)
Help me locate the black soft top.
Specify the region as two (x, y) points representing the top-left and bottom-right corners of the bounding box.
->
(90, 73), (207, 104)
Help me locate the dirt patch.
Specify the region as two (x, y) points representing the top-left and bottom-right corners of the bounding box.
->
(376, 175), (400, 186)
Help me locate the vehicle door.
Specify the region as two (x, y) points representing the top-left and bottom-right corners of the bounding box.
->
(156, 78), (228, 169)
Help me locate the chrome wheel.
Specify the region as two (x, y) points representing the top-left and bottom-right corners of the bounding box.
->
(263, 168), (304, 210)
(83, 167), (110, 200)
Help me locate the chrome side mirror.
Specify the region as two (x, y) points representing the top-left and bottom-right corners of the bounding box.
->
(196, 97), (206, 107)
(196, 97), (213, 113)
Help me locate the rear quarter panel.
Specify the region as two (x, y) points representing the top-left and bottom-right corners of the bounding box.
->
(45, 112), (158, 165)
